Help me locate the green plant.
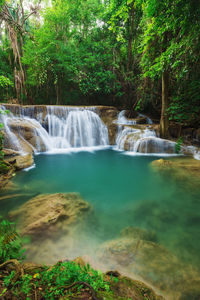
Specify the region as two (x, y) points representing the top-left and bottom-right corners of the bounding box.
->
(0, 76), (13, 88)
(3, 261), (110, 299)
(0, 218), (25, 264)
(175, 137), (183, 154)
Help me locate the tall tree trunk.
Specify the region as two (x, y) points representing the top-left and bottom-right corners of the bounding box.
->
(160, 70), (169, 138)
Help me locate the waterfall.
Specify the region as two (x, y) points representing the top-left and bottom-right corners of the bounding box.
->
(0, 107), (22, 152)
(134, 137), (176, 154)
(138, 113), (153, 124)
(0, 105), (109, 153)
(115, 110), (179, 154)
(116, 110), (137, 125)
(116, 126), (157, 151)
(46, 106), (108, 148)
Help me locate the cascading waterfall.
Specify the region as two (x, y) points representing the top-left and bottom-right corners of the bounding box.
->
(0, 105), (109, 153)
(1, 104), (199, 158)
(116, 110), (137, 125)
(46, 106), (109, 148)
(115, 110), (180, 154)
(0, 107), (22, 152)
(116, 126), (157, 151)
(0, 106), (53, 153)
(115, 110), (157, 152)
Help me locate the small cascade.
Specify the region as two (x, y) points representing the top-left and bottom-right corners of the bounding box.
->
(194, 151), (200, 160)
(0, 105), (109, 153)
(116, 126), (156, 151)
(115, 110), (178, 154)
(116, 110), (137, 125)
(134, 137), (176, 154)
(138, 113), (153, 124)
(0, 107), (22, 152)
(0, 106), (53, 153)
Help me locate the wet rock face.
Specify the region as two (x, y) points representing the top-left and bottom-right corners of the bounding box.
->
(9, 193), (92, 236)
(97, 106), (119, 145)
(5, 154), (34, 170)
(98, 226), (200, 300)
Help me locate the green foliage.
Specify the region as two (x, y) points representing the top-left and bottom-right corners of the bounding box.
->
(0, 0), (200, 124)
(175, 137), (183, 154)
(3, 261), (110, 299)
(0, 218), (25, 263)
(0, 75), (13, 88)
(0, 217), (110, 299)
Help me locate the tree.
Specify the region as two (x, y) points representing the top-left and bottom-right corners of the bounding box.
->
(0, 0), (42, 103)
(138, 0), (200, 136)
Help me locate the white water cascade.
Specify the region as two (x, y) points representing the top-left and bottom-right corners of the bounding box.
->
(0, 105), (109, 153)
(46, 106), (108, 148)
(115, 110), (179, 154)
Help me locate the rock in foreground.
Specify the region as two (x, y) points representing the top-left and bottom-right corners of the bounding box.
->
(98, 226), (200, 300)
(9, 193), (92, 236)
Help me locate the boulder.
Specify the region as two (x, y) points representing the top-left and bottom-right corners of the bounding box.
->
(135, 137), (176, 154)
(7, 119), (48, 152)
(6, 153), (34, 170)
(9, 193), (92, 236)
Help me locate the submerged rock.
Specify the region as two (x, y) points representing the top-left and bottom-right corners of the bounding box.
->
(151, 157), (200, 191)
(98, 226), (200, 300)
(9, 193), (92, 236)
(120, 226), (158, 243)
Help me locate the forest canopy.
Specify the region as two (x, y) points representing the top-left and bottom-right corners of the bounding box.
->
(0, 0), (200, 132)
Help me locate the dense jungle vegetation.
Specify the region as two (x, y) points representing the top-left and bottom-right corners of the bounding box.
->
(0, 0), (200, 137)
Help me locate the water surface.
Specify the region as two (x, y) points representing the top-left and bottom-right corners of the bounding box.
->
(1, 149), (200, 299)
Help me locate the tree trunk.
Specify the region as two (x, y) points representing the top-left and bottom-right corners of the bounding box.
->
(160, 70), (169, 138)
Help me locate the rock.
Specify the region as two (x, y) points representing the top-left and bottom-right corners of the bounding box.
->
(97, 106), (119, 145)
(135, 116), (147, 124)
(98, 227), (200, 299)
(3, 148), (21, 156)
(97, 106), (119, 121)
(7, 119), (47, 152)
(151, 157), (200, 185)
(0, 166), (15, 189)
(195, 128), (200, 144)
(9, 193), (92, 236)
(120, 226), (157, 242)
(123, 134), (176, 154)
(151, 158), (173, 168)
(136, 137), (176, 153)
(100, 274), (164, 300)
(6, 154), (34, 170)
